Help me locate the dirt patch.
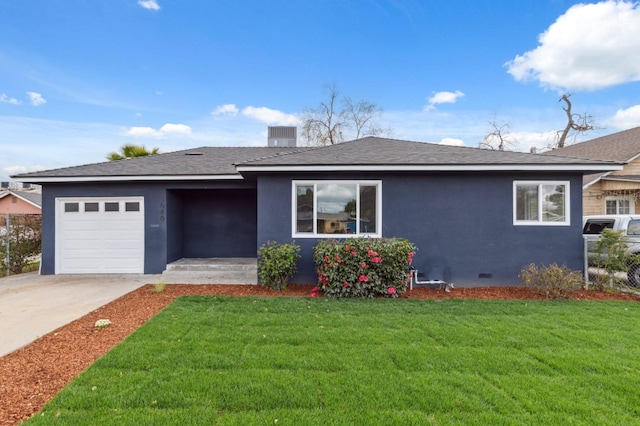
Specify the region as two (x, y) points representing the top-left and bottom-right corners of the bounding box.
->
(1, 284), (638, 425)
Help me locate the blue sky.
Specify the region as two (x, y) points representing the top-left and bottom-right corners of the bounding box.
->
(2, 0), (640, 181)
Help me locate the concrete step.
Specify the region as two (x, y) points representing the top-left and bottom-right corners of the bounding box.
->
(162, 258), (258, 285)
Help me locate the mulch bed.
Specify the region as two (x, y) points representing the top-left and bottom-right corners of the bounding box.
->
(1, 283), (638, 425)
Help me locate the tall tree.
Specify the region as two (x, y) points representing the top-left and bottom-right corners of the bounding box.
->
(555, 93), (595, 148)
(107, 144), (160, 161)
(301, 85), (388, 146)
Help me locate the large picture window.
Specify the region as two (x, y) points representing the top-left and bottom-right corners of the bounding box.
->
(293, 181), (381, 237)
(513, 181), (570, 226)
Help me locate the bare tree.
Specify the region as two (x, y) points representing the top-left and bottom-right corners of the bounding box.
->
(301, 85), (388, 146)
(342, 97), (384, 140)
(555, 93), (595, 148)
(479, 115), (517, 151)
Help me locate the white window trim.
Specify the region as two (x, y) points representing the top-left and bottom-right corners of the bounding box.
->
(513, 181), (570, 226)
(604, 196), (635, 215)
(292, 180), (382, 238)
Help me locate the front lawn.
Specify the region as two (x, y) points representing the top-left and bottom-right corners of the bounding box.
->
(28, 297), (640, 425)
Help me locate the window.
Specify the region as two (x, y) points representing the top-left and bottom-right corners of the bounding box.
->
(64, 202), (79, 213)
(84, 202), (99, 212)
(293, 181), (381, 237)
(513, 181), (569, 226)
(605, 196), (633, 215)
(125, 202), (140, 212)
(105, 202), (119, 212)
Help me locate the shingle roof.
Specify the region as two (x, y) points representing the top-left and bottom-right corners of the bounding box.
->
(12, 138), (621, 183)
(547, 126), (640, 162)
(13, 146), (305, 180)
(237, 137), (620, 167)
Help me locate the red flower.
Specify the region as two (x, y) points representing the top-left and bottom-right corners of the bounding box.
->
(351, 251), (357, 256)
(360, 261), (366, 268)
(358, 275), (369, 282)
(324, 255), (329, 260)
(334, 255), (340, 261)
(312, 286), (319, 292)
(310, 292), (318, 298)
(345, 245), (351, 252)
(343, 283), (349, 288)
(388, 287), (396, 295)
(371, 256), (382, 263)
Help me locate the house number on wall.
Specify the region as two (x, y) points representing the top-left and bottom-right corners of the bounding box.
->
(160, 201), (165, 222)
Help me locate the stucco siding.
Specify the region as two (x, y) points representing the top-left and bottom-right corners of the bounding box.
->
(0, 196), (41, 215)
(41, 181), (256, 274)
(258, 172), (585, 287)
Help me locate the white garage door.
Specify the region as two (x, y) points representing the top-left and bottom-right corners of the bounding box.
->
(55, 197), (145, 273)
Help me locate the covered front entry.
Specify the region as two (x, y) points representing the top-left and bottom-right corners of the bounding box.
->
(166, 188), (257, 262)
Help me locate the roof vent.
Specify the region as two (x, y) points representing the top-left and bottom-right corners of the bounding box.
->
(185, 152), (204, 156)
(268, 126), (297, 147)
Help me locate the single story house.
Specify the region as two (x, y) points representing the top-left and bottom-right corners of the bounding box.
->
(13, 136), (621, 286)
(0, 189), (42, 215)
(550, 126), (640, 215)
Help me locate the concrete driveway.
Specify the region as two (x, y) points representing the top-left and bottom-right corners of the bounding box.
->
(0, 272), (161, 357)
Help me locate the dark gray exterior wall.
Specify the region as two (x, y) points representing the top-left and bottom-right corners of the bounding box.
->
(257, 172), (584, 287)
(41, 181), (256, 274)
(170, 188), (257, 259)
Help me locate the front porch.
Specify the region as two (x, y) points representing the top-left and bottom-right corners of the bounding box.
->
(161, 258), (258, 284)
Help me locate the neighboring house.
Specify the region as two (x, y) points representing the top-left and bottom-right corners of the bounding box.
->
(549, 126), (640, 215)
(13, 136), (620, 286)
(0, 189), (42, 215)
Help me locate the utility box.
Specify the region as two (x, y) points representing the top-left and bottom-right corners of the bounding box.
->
(268, 126), (297, 147)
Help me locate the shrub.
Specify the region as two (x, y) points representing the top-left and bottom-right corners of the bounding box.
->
(519, 263), (584, 299)
(0, 214), (41, 276)
(258, 241), (301, 291)
(314, 238), (415, 298)
(591, 228), (636, 290)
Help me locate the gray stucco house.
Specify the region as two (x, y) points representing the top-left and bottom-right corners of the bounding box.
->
(13, 136), (621, 287)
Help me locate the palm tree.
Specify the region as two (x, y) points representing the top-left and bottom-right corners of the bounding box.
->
(107, 144), (160, 161)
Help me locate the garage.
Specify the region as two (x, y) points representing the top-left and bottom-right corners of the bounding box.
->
(55, 197), (144, 273)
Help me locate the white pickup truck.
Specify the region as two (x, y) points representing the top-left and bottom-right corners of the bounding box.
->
(583, 215), (640, 287)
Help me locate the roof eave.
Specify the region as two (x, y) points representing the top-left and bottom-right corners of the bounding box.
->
(14, 174), (244, 184)
(236, 164), (624, 173)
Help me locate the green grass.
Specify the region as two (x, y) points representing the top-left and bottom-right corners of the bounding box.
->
(27, 297), (640, 425)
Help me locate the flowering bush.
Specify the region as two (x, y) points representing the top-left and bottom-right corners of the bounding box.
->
(313, 238), (415, 298)
(94, 319), (112, 329)
(258, 241), (301, 291)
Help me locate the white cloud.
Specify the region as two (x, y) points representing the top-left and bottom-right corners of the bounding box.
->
(241, 106), (299, 125)
(506, 1), (640, 91)
(438, 137), (465, 147)
(4, 165), (48, 176)
(121, 123), (192, 139)
(138, 0), (160, 11)
(0, 94), (22, 105)
(121, 126), (163, 138)
(212, 104), (239, 117)
(510, 131), (558, 153)
(606, 104), (640, 130)
(159, 123), (192, 134)
(425, 90), (464, 111)
(26, 92), (46, 106)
